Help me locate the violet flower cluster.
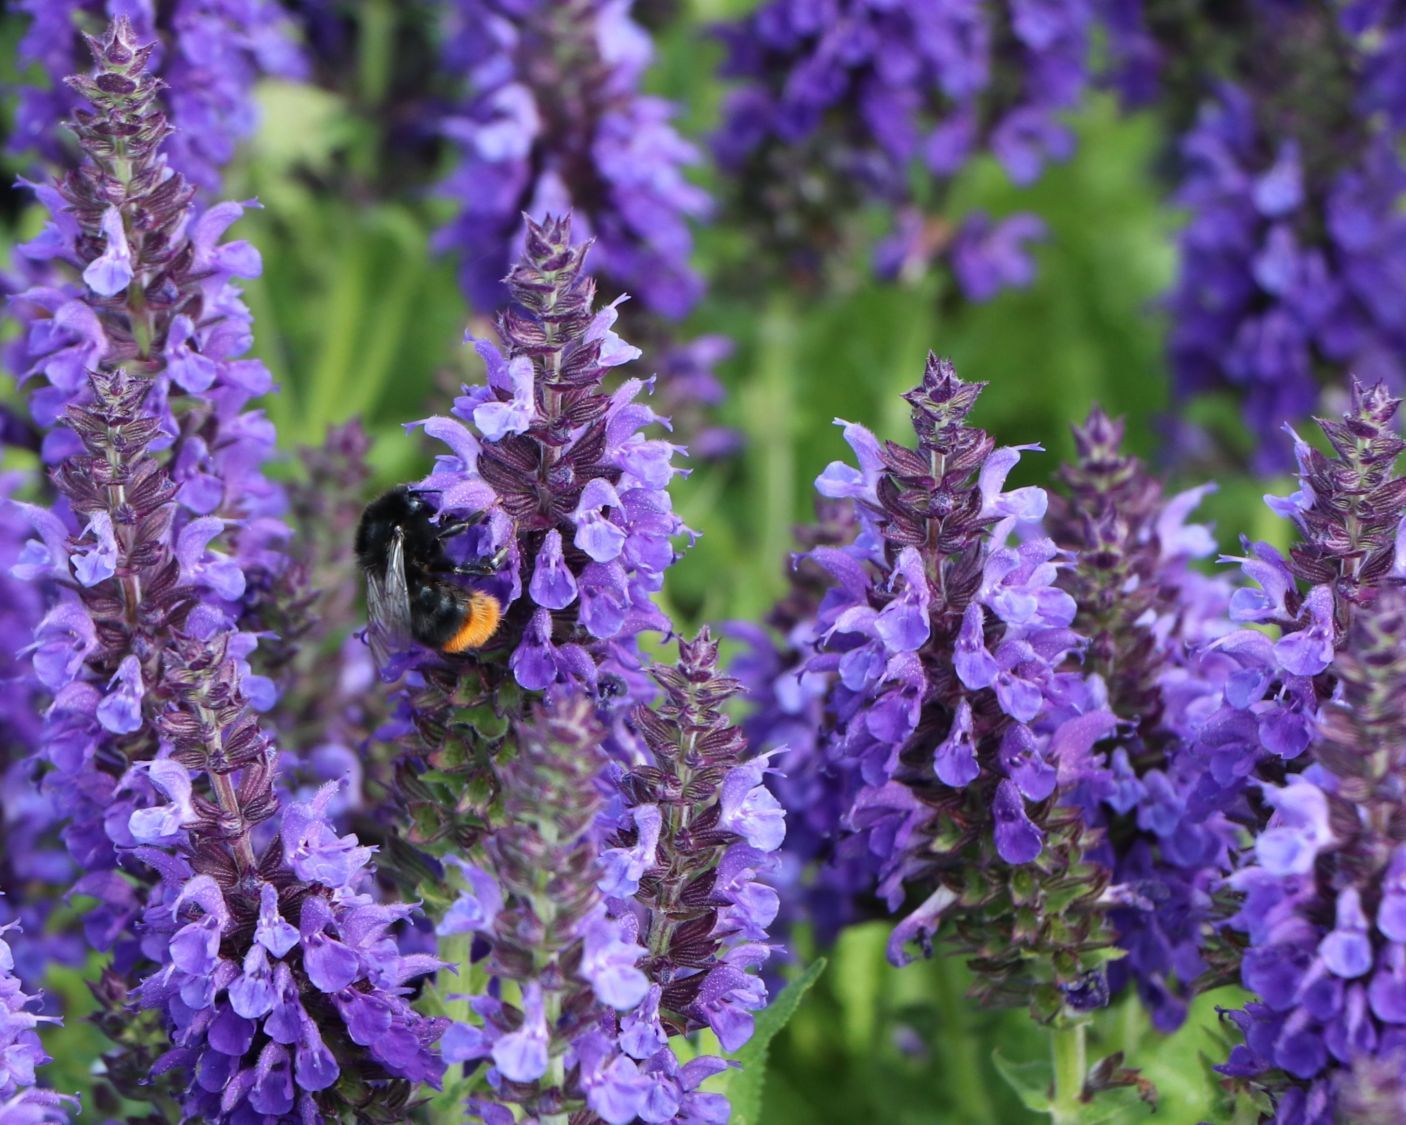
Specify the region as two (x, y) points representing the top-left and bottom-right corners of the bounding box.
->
(436, 696), (660, 1124)
(386, 215), (686, 841)
(713, 1), (1094, 295)
(433, 1), (739, 462)
(1182, 381), (1406, 837)
(1045, 409), (1233, 1032)
(729, 499), (880, 947)
(1218, 588), (1406, 1124)
(12, 0), (306, 189)
(442, 632), (783, 1123)
(0, 909), (74, 1122)
(1173, 382), (1406, 1121)
(4, 22), (448, 1120)
(6, 17), (286, 953)
(435, 0), (708, 320)
(1153, 3), (1406, 468)
(799, 354), (1119, 1022)
(2, 17), (288, 950)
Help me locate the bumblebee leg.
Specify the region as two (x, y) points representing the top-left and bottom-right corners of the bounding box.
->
(434, 511), (488, 539)
(444, 546), (509, 577)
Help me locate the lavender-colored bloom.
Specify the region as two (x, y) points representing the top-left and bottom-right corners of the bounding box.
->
(1159, 5), (1406, 469)
(5, 18), (285, 953)
(385, 216), (686, 849)
(438, 696), (652, 1123)
(798, 355), (1118, 1023)
(1046, 409), (1234, 1032)
(1182, 382), (1406, 822)
(0, 473), (77, 966)
(713, 1), (1093, 290)
(432, 2), (736, 463)
(1216, 589), (1406, 1122)
(12, 0), (306, 189)
(605, 630), (783, 1057)
(728, 502), (879, 948)
(435, 1), (708, 319)
(0, 913), (75, 1119)
(6, 26), (445, 1118)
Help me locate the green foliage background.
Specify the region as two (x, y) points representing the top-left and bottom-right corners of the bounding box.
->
(0, 2), (1284, 1121)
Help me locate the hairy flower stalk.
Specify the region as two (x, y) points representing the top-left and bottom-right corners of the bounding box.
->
(1183, 381), (1406, 836)
(442, 634), (784, 1122)
(5, 23), (448, 1120)
(438, 697), (658, 1124)
(387, 214), (685, 858)
(12, 0), (306, 188)
(1217, 589), (1406, 1123)
(801, 355), (1120, 1029)
(1046, 409), (1233, 1032)
(1173, 382), (1406, 1119)
(713, 1), (1092, 293)
(606, 629), (784, 1058)
(6, 16), (284, 950)
(1147, 3), (1406, 467)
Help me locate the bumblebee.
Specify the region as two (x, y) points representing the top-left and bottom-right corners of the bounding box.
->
(355, 485), (503, 664)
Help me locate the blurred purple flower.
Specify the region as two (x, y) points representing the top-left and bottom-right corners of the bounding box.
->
(435, 0), (708, 319)
(713, 0), (1091, 291)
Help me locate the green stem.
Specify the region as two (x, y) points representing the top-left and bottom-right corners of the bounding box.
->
(1229, 1092), (1263, 1125)
(931, 954), (996, 1125)
(1049, 1023), (1087, 1125)
(541, 987), (567, 1125)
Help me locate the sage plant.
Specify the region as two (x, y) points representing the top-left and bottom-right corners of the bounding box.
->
(387, 215), (687, 857)
(713, 1), (1093, 290)
(0, 908), (74, 1121)
(1219, 589), (1406, 1123)
(7, 16), (285, 952)
(1188, 382), (1406, 1120)
(6, 21), (447, 1120)
(799, 356), (1115, 1012)
(434, 0), (737, 457)
(435, 0), (707, 319)
(1047, 409), (1233, 1032)
(442, 632), (783, 1123)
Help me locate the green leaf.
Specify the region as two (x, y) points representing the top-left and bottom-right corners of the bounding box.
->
(1079, 1086), (1156, 1124)
(992, 1048), (1052, 1113)
(724, 958), (827, 1125)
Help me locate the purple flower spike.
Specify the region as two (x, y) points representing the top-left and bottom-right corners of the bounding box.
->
(5, 23), (447, 1119)
(1046, 408), (1234, 1032)
(441, 697), (657, 1121)
(0, 914), (75, 1118)
(793, 354), (1117, 1024)
(1215, 589), (1406, 1119)
(11, 0), (306, 189)
(388, 215), (688, 847)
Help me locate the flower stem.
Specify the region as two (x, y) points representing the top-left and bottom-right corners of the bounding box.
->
(1049, 1022), (1087, 1125)
(542, 986), (567, 1125)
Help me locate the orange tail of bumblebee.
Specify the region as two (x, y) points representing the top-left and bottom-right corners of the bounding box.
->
(442, 591), (503, 654)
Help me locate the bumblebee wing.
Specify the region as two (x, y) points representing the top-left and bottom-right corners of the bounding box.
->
(365, 531), (415, 666)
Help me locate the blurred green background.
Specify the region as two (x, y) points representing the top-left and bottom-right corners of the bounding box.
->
(0, 3), (1283, 1121)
